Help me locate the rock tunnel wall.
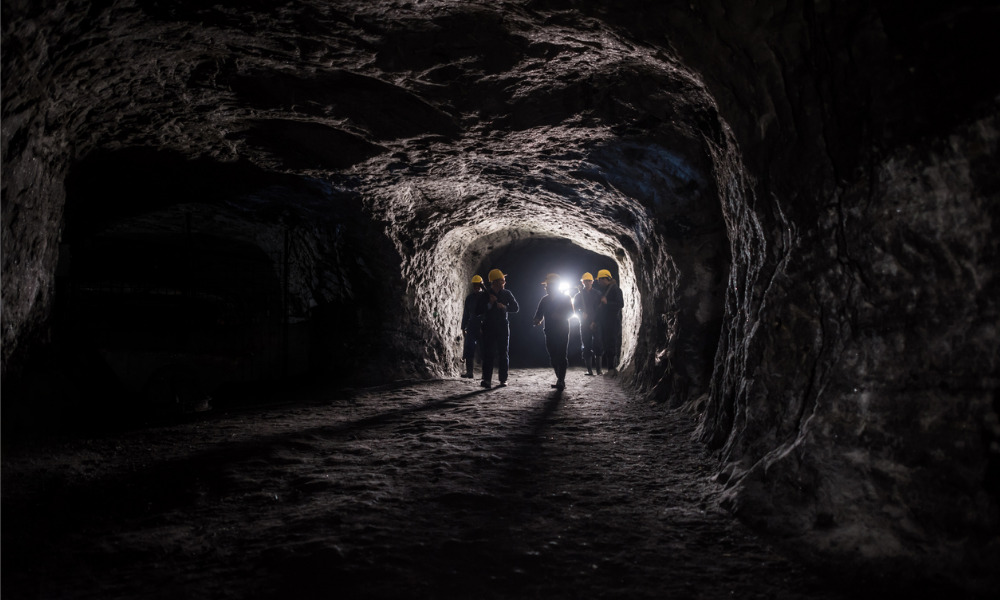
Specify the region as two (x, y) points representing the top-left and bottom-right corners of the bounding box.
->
(627, 0), (1000, 586)
(2, 0), (997, 591)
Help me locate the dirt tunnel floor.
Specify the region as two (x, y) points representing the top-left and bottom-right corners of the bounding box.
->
(3, 369), (864, 599)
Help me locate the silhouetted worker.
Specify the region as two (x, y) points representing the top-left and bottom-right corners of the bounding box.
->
(574, 271), (604, 375)
(595, 269), (624, 374)
(460, 274), (487, 379)
(477, 269), (519, 389)
(533, 273), (575, 390)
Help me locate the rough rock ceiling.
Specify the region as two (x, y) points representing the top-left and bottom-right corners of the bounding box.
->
(3, 0), (998, 593)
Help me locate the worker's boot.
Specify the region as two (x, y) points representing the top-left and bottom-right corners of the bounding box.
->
(596, 357), (603, 375)
(585, 356), (594, 376)
(462, 358), (474, 378)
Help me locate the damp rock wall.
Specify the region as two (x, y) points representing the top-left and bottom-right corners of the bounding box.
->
(2, 0), (997, 591)
(641, 0), (1000, 587)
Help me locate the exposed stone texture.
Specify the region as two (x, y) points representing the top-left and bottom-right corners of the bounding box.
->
(719, 115), (1000, 580)
(2, 0), (998, 593)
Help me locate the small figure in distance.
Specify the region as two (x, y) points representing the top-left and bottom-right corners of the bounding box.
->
(476, 269), (519, 389)
(533, 273), (575, 391)
(594, 269), (624, 374)
(574, 272), (603, 376)
(460, 274), (487, 379)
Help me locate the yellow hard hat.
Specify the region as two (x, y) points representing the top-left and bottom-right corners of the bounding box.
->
(542, 273), (560, 286)
(597, 269), (612, 280)
(488, 269), (506, 282)
(471, 275), (483, 284)
(581, 272), (594, 281)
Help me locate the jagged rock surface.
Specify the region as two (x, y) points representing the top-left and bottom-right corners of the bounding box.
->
(2, 0), (998, 592)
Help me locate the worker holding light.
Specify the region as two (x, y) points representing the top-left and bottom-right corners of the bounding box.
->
(533, 273), (575, 391)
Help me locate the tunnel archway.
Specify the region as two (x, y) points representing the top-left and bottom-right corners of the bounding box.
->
(470, 235), (623, 369)
(364, 122), (731, 400)
(408, 213), (646, 381)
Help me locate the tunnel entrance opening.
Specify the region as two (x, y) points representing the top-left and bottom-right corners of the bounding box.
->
(471, 236), (622, 370)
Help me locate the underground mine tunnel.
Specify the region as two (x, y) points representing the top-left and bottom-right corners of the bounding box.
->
(2, 0), (998, 598)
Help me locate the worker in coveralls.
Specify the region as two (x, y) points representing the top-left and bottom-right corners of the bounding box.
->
(460, 274), (487, 379)
(534, 273), (575, 390)
(477, 269), (519, 389)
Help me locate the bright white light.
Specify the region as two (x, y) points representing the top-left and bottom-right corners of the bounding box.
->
(558, 281), (571, 294)
(569, 313), (580, 321)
